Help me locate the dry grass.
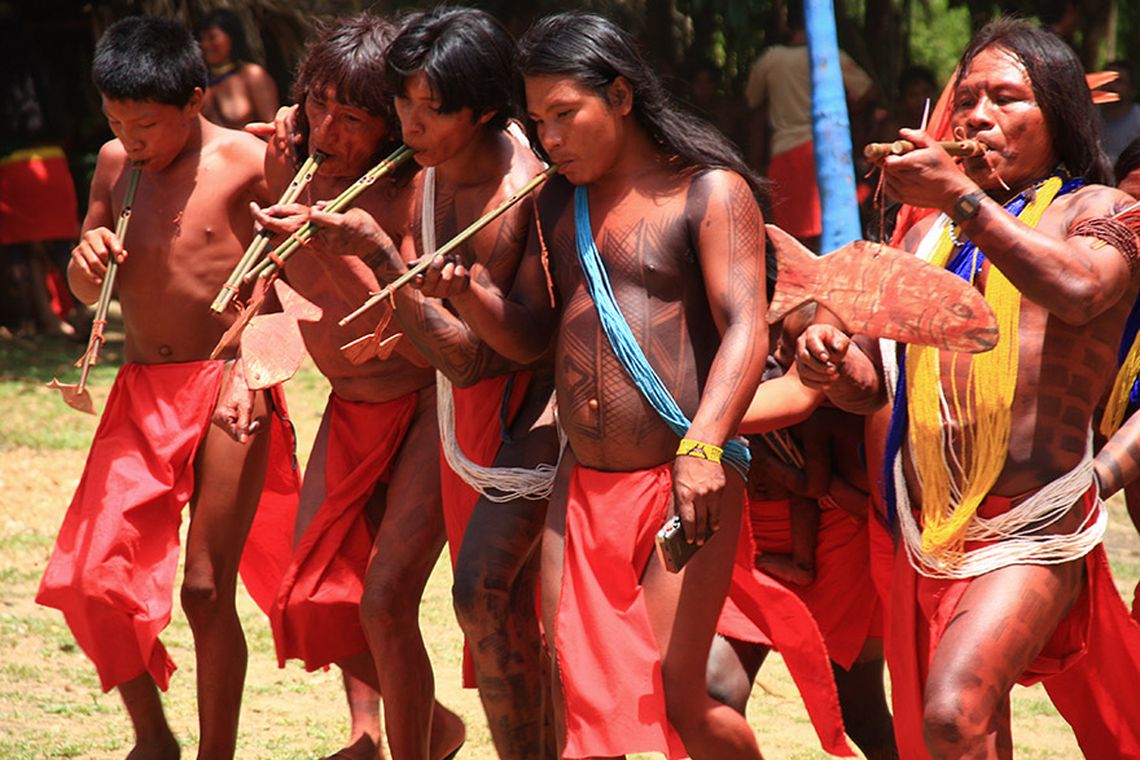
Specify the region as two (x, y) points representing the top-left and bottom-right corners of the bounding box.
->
(2, 331), (1135, 758)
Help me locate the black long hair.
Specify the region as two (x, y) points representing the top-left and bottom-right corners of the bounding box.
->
(385, 7), (518, 131)
(517, 12), (767, 200)
(956, 18), (1111, 185)
(290, 12), (401, 166)
(194, 9), (251, 64)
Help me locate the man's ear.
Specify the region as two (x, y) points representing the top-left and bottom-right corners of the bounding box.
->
(476, 108), (497, 127)
(184, 87), (205, 118)
(607, 77), (634, 116)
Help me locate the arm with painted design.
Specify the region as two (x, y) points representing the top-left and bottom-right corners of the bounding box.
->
(672, 170), (769, 541)
(884, 129), (1138, 324)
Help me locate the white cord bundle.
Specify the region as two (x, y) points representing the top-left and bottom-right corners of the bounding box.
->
(880, 216), (1106, 579)
(423, 160), (565, 502)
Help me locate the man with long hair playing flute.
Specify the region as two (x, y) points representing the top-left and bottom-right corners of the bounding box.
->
(241, 12), (466, 760)
(411, 12), (772, 757)
(801, 19), (1140, 758)
(35, 17), (301, 760)
(257, 7), (557, 758)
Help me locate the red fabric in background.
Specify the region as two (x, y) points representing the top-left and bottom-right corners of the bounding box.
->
(889, 488), (1140, 759)
(0, 147), (79, 245)
(768, 140), (822, 240)
(718, 499), (855, 757)
(749, 497), (882, 669)
(439, 370), (530, 688)
(36, 361), (299, 692)
(271, 393), (417, 670)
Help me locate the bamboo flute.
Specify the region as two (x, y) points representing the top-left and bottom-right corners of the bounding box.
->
(338, 164), (558, 328)
(863, 138), (987, 162)
(210, 151), (325, 313)
(77, 164), (143, 392)
(244, 144), (415, 283)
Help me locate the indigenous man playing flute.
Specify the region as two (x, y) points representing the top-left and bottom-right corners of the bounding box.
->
(36, 17), (300, 760)
(798, 19), (1140, 758)
(241, 13), (464, 760)
(413, 12), (769, 757)
(287, 8), (558, 757)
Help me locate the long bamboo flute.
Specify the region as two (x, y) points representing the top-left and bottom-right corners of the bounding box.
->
(338, 165), (558, 328)
(245, 144), (415, 283)
(77, 164), (143, 392)
(864, 138), (987, 161)
(210, 152), (325, 313)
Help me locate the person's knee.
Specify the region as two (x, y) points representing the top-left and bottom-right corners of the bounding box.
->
(451, 558), (508, 633)
(180, 576), (221, 620)
(359, 574), (417, 634)
(922, 685), (986, 757)
(705, 640), (751, 716)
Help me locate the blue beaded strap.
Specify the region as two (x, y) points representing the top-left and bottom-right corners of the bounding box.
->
(573, 185), (750, 478)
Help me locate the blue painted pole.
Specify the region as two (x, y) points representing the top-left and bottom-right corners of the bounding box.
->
(804, 0), (862, 249)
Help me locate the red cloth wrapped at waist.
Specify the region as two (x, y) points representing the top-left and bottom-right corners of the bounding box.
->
(889, 485), (1140, 759)
(748, 496), (882, 669)
(271, 392), (418, 670)
(768, 140), (821, 240)
(36, 361), (299, 691)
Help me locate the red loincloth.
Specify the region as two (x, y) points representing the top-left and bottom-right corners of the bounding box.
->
(0, 146), (79, 245)
(888, 487), (1140, 759)
(748, 497), (882, 669)
(768, 140), (822, 240)
(718, 498), (856, 757)
(866, 510), (894, 637)
(439, 371), (530, 688)
(271, 392), (418, 670)
(36, 361), (299, 692)
(555, 463), (687, 759)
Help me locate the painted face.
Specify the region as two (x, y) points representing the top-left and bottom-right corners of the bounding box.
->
(198, 26), (232, 67)
(951, 46), (1058, 193)
(394, 71), (488, 168)
(304, 85), (389, 179)
(524, 75), (626, 186)
(102, 95), (202, 171)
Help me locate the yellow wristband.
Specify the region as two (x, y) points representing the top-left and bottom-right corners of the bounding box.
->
(676, 438), (723, 463)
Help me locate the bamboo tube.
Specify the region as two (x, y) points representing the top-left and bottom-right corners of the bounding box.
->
(77, 165), (143, 391)
(210, 152), (325, 313)
(244, 144), (415, 283)
(338, 165), (558, 328)
(863, 139), (987, 162)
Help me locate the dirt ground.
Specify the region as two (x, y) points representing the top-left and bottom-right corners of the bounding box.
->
(2, 334), (1136, 758)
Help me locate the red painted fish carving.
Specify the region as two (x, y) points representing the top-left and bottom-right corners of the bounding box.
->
(240, 280), (324, 389)
(766, 224), (999, 353)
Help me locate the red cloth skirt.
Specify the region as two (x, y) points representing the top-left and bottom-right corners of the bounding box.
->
(0, 146), (79, 245)
(888, 487), (1140, 759)
(768, 140), (822, 240)
(748, 497), (882, 669)
(555, 463), (687, 759)
(271, 392), (418, 670)
(719, 498), (855, 757)
(439, 370), (530, 687)
(36, 361), (300, 692)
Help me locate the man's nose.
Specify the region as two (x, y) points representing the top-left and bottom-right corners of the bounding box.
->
(964, 96), (996, 130)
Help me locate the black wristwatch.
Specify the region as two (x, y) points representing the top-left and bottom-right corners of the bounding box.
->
(949, 190), (986, 224)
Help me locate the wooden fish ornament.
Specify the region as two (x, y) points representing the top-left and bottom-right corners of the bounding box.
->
(239, 280), (323, 390)
(340, 304), (402, 366)
(766, 224), (998, 353)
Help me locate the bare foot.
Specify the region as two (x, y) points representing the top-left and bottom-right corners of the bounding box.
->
(321, 733), (384, 760)
(756, 553), (815, 586)
(430, 702), (465, 760)
(124, 733), (180, 760)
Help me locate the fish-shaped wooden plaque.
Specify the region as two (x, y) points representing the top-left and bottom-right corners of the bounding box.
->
(240, 280), (323, 389)
(766, 224), (999, 353)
